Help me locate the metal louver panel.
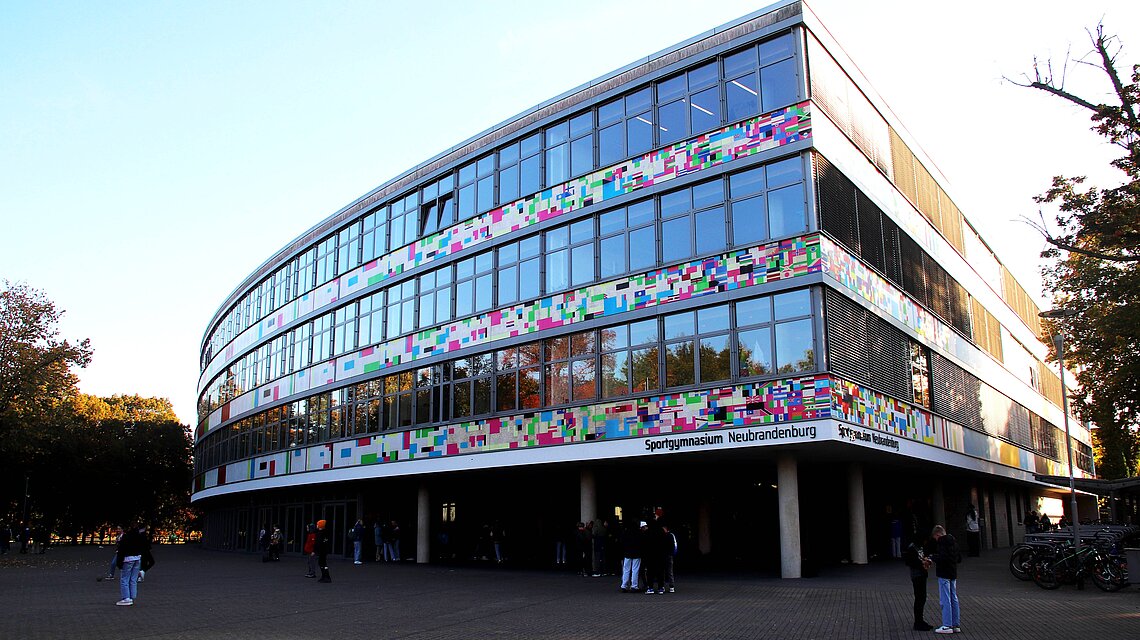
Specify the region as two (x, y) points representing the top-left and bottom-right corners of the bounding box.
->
(899, 233), (927, 308)
(824, 289), (871, 386)
(825, 290), (909, 400)
(856, 191), (886, 276)
(814, 154), (860, 254)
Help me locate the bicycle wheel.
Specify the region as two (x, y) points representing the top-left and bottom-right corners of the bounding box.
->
(1032, 560), (1062, 590)
(1092, 559), (1126, 593)
(1009, 546), (1036, 581)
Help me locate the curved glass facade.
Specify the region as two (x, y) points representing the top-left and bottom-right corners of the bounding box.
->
(194, 2), (1095, 572)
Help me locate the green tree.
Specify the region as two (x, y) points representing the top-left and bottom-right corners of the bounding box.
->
(0, 281), (91, 521)
(1011, 25), (1140, 478)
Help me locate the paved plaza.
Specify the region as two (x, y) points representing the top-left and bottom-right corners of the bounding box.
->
(1, 544), (1137, 639)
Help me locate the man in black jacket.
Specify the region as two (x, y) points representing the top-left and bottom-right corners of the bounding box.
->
(929, 525), (961, 634)
(902, 538), (933, 631)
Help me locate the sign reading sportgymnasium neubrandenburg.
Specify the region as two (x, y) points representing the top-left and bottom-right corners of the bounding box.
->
(643, 425), (819, 454)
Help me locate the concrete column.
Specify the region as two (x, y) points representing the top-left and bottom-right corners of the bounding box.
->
(697, 499), (712, 555)
(416, 482), (430, 564)
(932, 480), (945, 529)
(848, 463), (867, 565)
(777, 453), (801, 579)
(580, 468), (596, 524)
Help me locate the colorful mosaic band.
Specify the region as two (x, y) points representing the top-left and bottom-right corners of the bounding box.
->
(194, 372), (1081, 494)
(203, 234), (822, 433)
(201, 102), (813, 389)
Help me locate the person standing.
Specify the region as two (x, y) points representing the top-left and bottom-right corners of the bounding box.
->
(384, 520), (401, 562)
(373, 520), (384, 562)
(303, 524), (318, 578)
(351, 519), (365, 565)
(662, 524), (678, 593)
(115, 522), (153, 606)
(902, 537), (933, 631)
(965, 506), (981, 557)
(99, 525), (124, 582)
(929, 525), (961, 634)
(619, 522), (645, 593)
(315, 519), (332, 583)
(889, 508), (903, 559)
(1, 522), (11, 555)
(270, 526), (283, 561)
(591, 518), (607, 577)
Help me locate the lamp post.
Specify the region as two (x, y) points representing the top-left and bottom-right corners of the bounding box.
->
(1039, 307), (1080, 550)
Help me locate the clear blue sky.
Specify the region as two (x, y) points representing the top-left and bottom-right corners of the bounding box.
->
(2, 0), (1136, 425)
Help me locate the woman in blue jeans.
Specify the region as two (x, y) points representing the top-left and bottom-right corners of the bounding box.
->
(115, 523), (153, 606)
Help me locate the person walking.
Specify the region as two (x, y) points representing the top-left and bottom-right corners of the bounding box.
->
(303, 524), (318, 578)
(115, 522), (153, 606)
(619, 522), (645, 593)
(351, 519), (365, 565)
(316, 519), (332, 583)
(902, 537), (933, 631)
(965, 506), (981, 557)
(929, 525), (961, 634)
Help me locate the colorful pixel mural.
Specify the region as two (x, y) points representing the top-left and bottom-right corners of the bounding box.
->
(205, 234), (822, 431)
(193, 372), (1081, 494)
(200, 102), (812, 388)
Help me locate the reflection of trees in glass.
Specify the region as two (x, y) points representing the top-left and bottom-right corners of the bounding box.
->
(776, 349), (814, 374)
(665, 341), (695, 387)
(699, 335), (731, 382)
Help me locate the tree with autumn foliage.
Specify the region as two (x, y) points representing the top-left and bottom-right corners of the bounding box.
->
(1, 281), (194, 539)
(1010, 25), (1140, 478)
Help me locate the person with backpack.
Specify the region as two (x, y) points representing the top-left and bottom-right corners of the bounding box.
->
(928, 525), (961, 634)
(303, 524), (318, 578)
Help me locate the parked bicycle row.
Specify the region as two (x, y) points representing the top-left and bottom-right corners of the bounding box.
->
(1008, 525), (1137, 592)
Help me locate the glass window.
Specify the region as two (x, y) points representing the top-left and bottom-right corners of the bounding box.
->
(658, 100), (686, 145)
(774, 289), (811, 319)
(627, 113), (653, 156)
(546, 143), (569, 185)
(600, 234), (626, 278)
(738, 327), (773, 376)
(759, 33), (795, 64)
(546, 249), (569, 293)
(726, 74), (759, 122)
(695, 206), (726, 255)
(768, 184), (806, 238)
(723, 47), (758, 78)
(661, 217), (691, 263)
(775, 318), (814, 373)
(699, 334), (731, 382)
(690, 87), (719, 133)
(571, 243), (594, 287)
(599, 123), (624, 166)
(767, 156), (802, 187)
(629, 226), (656, 271)
(760, 58), (798, 112)
(571, 135), (593, 176)
(732, 195), (767, 246)
(688, 61), (717, 90)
